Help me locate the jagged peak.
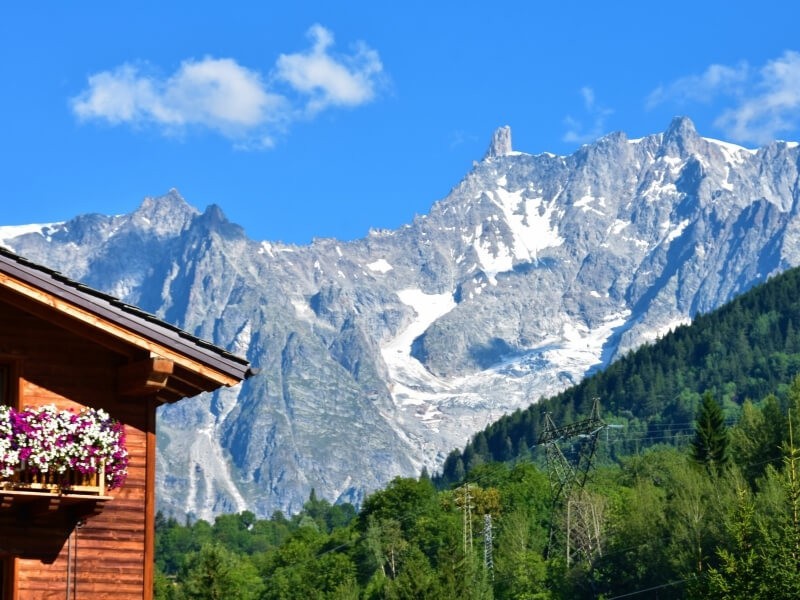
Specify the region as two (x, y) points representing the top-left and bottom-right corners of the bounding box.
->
(202, 203), (227, 222)
(136, 189), (198, 216)
(131, 189), (201, 238)
(665, 116), (698, 138)
(484, 126), (513, 159)
(660, 116), (700, 155)
(196, 203), (246, 239)
(596, 130), (628, 145)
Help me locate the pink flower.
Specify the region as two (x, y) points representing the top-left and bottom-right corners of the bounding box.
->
(0, 405), (129, 490)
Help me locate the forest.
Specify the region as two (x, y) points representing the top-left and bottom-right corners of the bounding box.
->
(155, 267), (800, 599)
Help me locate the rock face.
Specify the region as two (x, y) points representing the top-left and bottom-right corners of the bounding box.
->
(2, 118), (800, 519)
(484, 125), (513, 159)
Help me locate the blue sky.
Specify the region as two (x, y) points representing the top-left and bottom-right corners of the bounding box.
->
(2, 2), (800, 244)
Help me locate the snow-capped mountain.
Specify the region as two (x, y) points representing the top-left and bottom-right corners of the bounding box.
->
(2, 117), (799, 519)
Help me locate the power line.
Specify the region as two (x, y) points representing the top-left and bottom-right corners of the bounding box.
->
(605, 576), (693, 599)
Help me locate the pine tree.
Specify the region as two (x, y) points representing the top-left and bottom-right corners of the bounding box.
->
(760, 410), (800, 598)
(702, 487), (764, 598)
(691, 391), (729, 474)
(181, 542), (264, 600)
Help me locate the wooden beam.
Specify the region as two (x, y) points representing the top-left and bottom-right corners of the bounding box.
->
(143, 396), (156, 600)
(117, 356), (228, 403)
(23, 496), (62, 517)
(162, 370), (215, 398)
(0, 276), (242, 388)
(117, 356), (174, 397)
(0, 287), (138, 360)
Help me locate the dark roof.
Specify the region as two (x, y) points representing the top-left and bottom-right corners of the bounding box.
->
(0, 246), (252, 383)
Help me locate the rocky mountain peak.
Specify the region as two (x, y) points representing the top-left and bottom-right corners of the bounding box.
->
(484, 125), (513, 159)
(3, 118), (799, 521)
(132, 189), (200, 238)
(660, 116), (700, 156)
(196, 204), (246, 239)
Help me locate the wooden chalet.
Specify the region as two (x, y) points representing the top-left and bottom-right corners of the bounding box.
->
(0, 247), (252, 599)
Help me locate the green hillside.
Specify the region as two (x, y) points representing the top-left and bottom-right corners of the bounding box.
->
(437, 265), (800, 486)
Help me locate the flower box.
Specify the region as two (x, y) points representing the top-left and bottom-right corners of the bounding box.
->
(0, 404), (127, 496)
(3, 461), (106, 495)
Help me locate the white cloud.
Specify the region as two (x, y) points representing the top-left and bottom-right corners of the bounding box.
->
(580, 86), (596, 110)
(70, 24), (384, 148)
(715, 51), (800, 144)
(275, 23), (383, 116)
(563, 86), (613, 144)
(646, 63), (749, 109)
(73, 58), (284, 145)
(72, 65), (159, 124)
(646, 51), (800, 145)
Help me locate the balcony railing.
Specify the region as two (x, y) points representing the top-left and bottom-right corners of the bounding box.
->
(1, 462), (106, 496)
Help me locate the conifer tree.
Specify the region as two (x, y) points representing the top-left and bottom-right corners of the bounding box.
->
(691, 391), (729, 474)
(703, 487), (764, 598)
(759, 410), (800, 598)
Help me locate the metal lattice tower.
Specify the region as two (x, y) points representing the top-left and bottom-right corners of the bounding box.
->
(566, 489), (605, 565)
(456, 483), (474, 555)
(540, 412), (576, 503)
(483, 513), (494, 579)
(538, 398), (606, 562)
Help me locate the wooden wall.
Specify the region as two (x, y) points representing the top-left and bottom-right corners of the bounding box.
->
(1, 300), (153, 600)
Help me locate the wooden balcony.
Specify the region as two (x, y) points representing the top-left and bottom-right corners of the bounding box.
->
(2, 463), (107, 496)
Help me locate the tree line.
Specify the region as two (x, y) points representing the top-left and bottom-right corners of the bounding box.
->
(155, 380), (800, 598)
(154, 265), (800, 598)
(437, 265), (800, 486)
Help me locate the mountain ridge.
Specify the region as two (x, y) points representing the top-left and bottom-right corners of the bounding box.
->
(438, 260), (800, 486)
(2, 117), (799, 518)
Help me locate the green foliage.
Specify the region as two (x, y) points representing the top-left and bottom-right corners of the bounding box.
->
(154, 266), (800, 598)
(153, 569), (181, 600)
(701, 487), (765, 598)
(181, 542), (264, 600)
(382, 546), (441, 599)
(155, 404), (800, 599)
(437, 266), (800, 487)
(757, 424), (800, 598)
(730, 396), (785, 484)
(691, 391), (730, 474)
(155, 492), (359, 599)
(155, 514), (214, 576)
(493, 506), (551, 598)
(359, 476), (439, 536)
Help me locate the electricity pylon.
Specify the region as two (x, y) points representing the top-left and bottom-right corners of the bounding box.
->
(456, 483), (474, 555)
(483, 513), (494, 579)
(538, 398), (606, 563)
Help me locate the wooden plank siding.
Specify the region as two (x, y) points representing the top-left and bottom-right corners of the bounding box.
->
(1, 301), (155, 599)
